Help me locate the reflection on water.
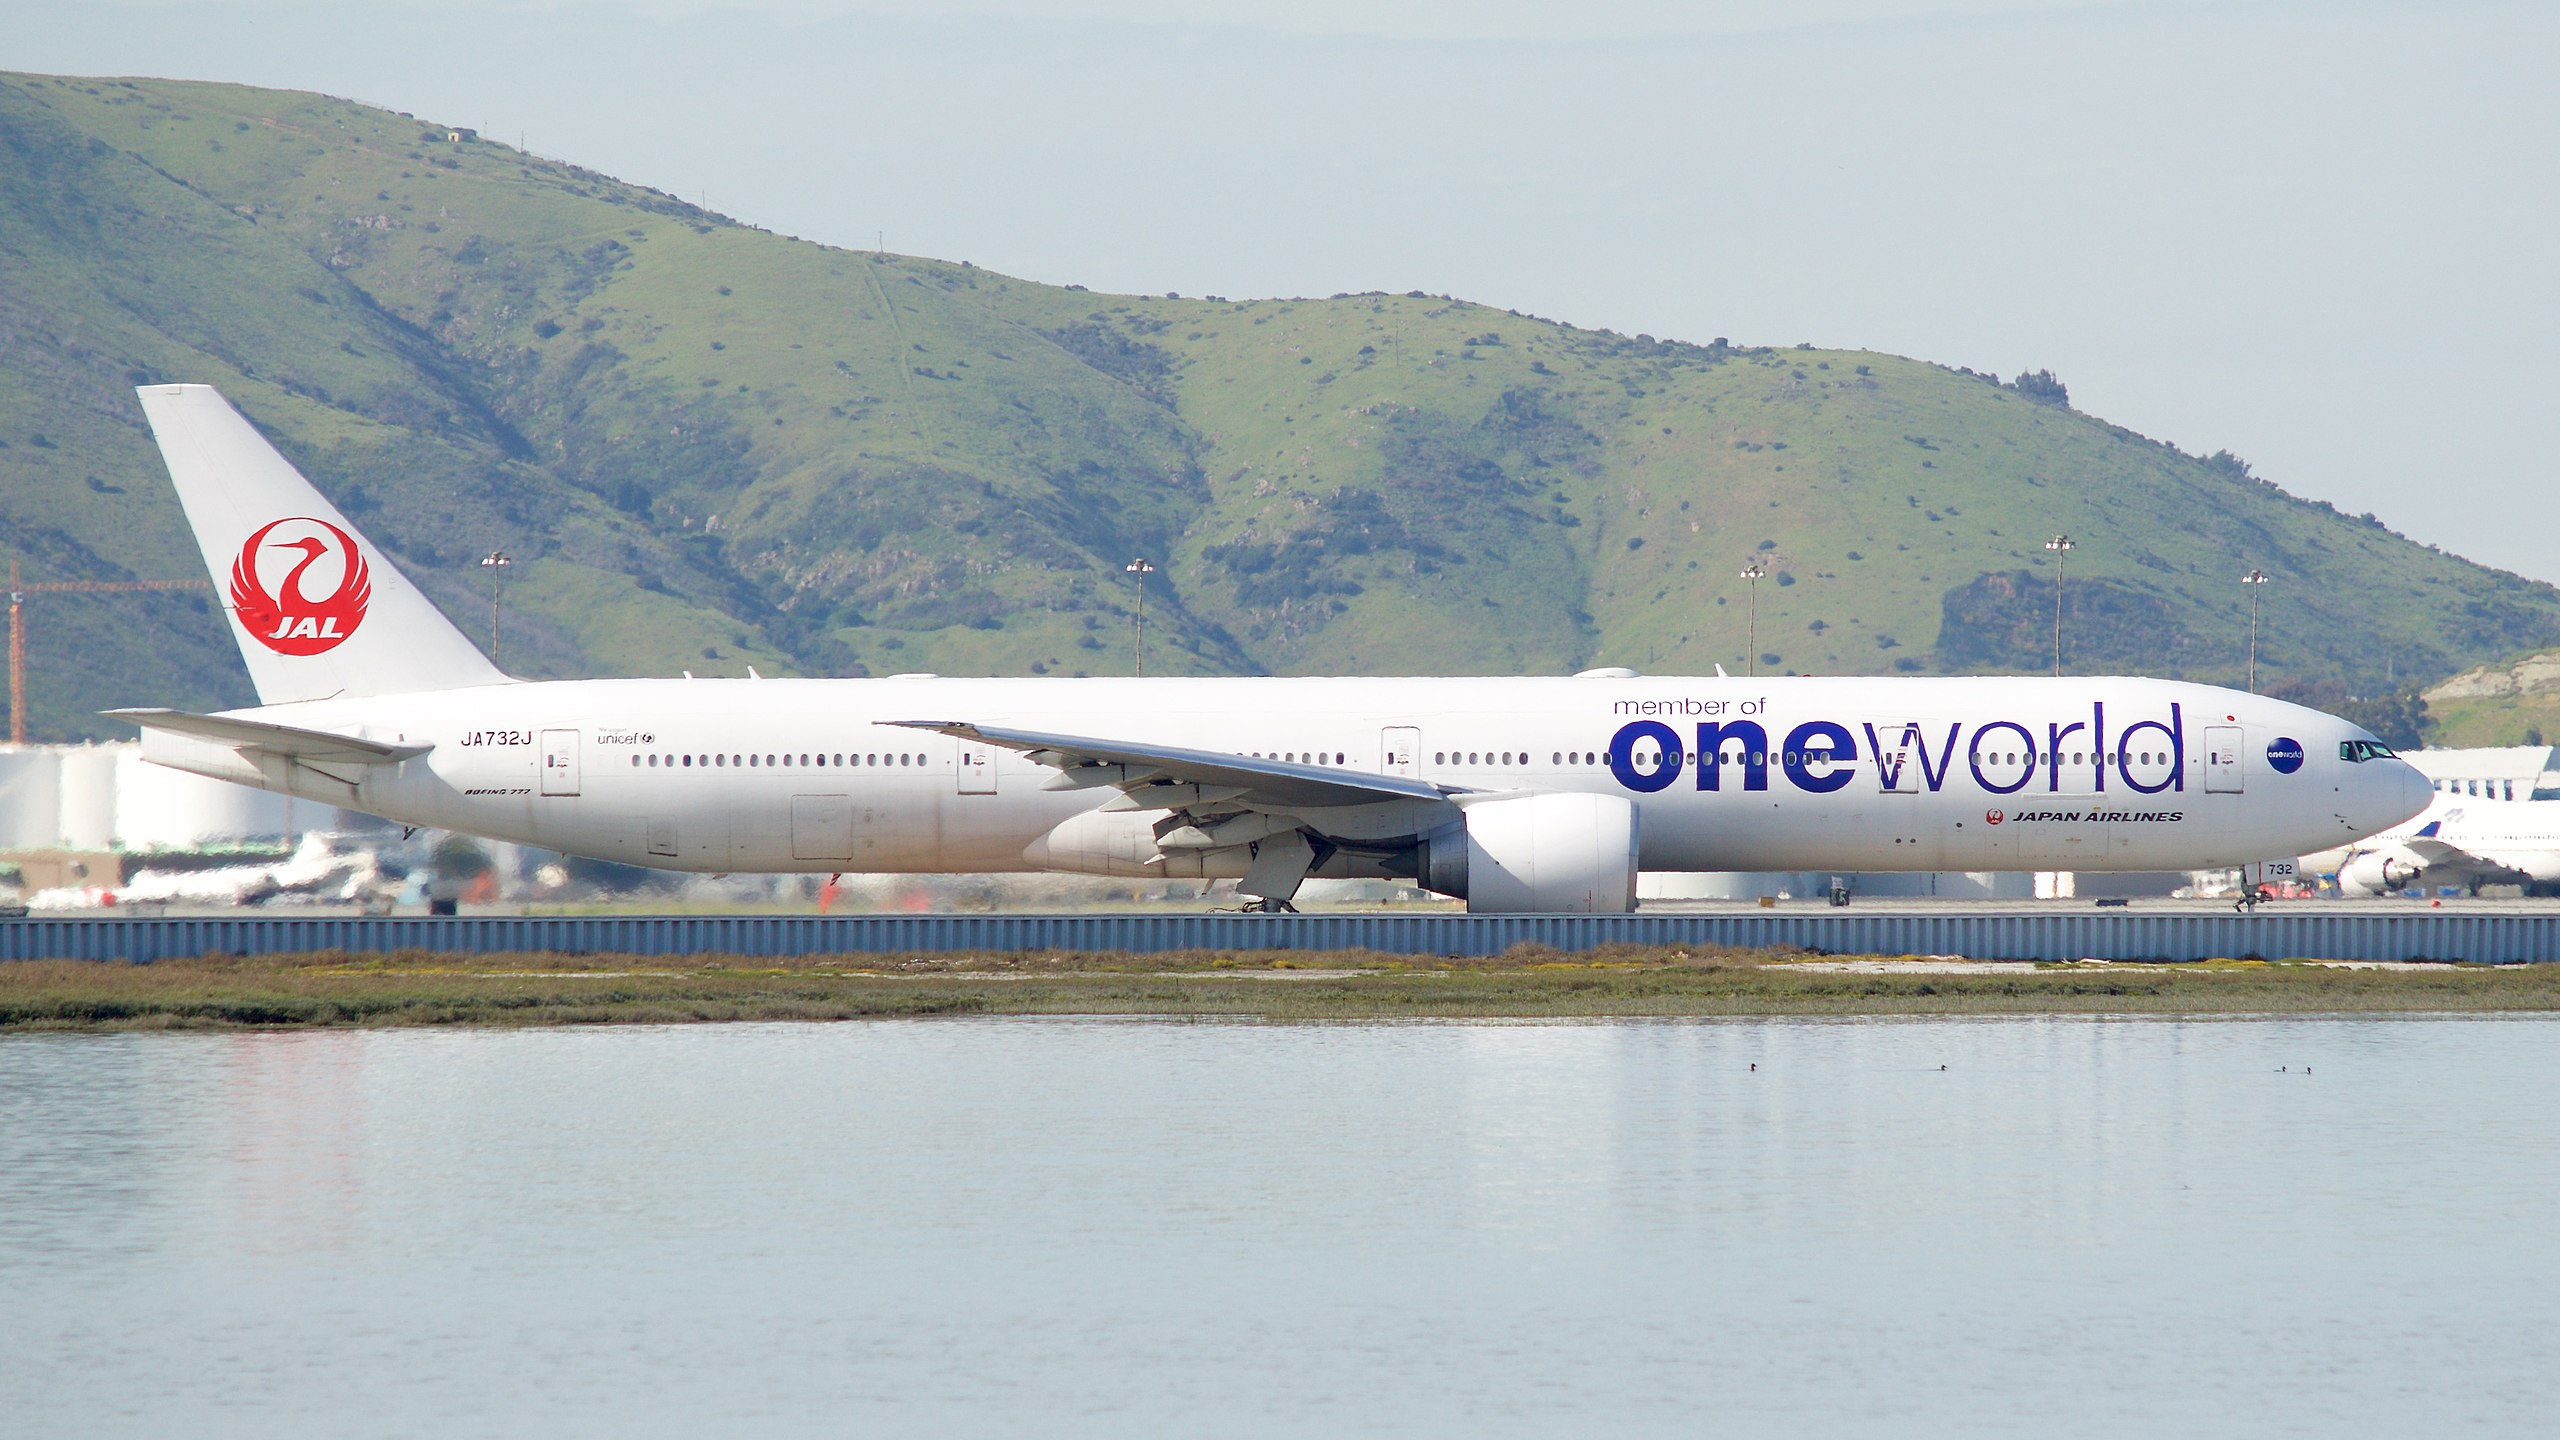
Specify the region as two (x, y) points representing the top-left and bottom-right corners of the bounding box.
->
(4, 1018), (2556, 1437)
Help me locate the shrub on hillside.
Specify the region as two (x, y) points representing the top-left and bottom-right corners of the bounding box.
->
(2010, 369), (2069, 406)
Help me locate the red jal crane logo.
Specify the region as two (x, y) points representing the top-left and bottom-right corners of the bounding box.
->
(230, 517), (371, 655)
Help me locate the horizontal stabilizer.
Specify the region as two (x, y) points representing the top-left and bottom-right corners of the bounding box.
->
(106, 707), (430, 764)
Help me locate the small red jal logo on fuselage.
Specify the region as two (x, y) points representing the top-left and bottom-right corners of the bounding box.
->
(1984, 809), (2005, 825)
(230, 517), (370, 655)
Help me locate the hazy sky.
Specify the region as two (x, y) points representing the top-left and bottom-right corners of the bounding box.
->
(15, 0), (2557, 579)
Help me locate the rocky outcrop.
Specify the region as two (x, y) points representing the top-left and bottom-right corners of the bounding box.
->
(2427, 651), (2560, 701)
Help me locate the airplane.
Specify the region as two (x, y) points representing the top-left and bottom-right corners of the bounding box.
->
(2307, 791), (2560, 897)
(111, 384), (2432, 914)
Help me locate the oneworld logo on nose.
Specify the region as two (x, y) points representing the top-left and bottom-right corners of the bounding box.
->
(230, 516), (371, 655)
(2266, 737), (2305, 775)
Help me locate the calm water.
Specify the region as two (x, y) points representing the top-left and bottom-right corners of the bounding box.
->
(4, 1017), (2555, 1437)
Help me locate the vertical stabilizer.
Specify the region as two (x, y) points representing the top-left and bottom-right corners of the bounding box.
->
(136, 384), (508, 704)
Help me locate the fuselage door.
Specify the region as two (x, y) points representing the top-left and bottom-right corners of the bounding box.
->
(956, 739), (996, 795)
(2204, 725), (2244, 793)
(540, 728), (581, 796)
(1870, 720), (1920, 794)
(1381, 727), (1422, 779)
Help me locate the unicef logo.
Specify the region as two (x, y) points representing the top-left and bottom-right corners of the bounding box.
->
(2266, 737), (2305, 775)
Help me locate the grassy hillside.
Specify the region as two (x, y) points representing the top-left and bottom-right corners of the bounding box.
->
(6, 72), (2557, 741)
(2418, 650), (2560, 747)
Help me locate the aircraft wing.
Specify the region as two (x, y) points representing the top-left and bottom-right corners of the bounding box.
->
(887, 720), (1467, 810)
(2396, 837), (2533, 885)
(887, 719), (1477, 903)
(106, 707), (430, 764)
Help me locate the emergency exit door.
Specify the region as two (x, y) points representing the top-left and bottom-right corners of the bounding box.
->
(2203, 726), (2244, 793)
(956, 739), (996, 794)
(1869, 720), (1920, 793)
(540, 728), (581, 796)
(1381, 727), (1422, 779)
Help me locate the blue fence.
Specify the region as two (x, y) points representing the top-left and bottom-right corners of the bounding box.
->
(2, 910), (2556, 963)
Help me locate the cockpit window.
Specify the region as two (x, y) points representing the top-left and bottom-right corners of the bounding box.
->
(2338, 740), (2397, 763)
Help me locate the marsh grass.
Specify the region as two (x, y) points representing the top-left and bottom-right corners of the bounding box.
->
(5, 946), (2558, 1029)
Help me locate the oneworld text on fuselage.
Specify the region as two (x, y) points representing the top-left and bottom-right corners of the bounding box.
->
(1605, 700), (2195, 797)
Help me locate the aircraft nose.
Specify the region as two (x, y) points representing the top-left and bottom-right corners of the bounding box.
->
(2387, 758), (2430, 827)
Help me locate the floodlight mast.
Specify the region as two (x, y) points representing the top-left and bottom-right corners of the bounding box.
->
(2044, 535), (2075, 676)
(480, 552), (512, 668)
(1739, 560), (1767, 678)
(1124, 558), (1157, 676)
(2242, 569), (2271, 692)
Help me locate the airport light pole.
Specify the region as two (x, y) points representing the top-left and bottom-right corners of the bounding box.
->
(480, 551), (511, 667)
(2242, 568), (2271, 692)
(1124, 557), (1156, 676)
(2043, 535), (2075, 676)
(1739, 560), (1766, 677)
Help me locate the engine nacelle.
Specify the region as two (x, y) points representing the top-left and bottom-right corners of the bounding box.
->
(1023, 807), (1254, 880)
(2340, 852), (2422, 896)
(1419, 793), (1639, 913)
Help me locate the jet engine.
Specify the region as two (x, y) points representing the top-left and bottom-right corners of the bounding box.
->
(1418, 793), (1639, 913)
(2339, 852), (2423, 896)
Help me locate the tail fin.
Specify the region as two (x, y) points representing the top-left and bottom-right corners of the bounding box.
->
(136, 384), (507, 704)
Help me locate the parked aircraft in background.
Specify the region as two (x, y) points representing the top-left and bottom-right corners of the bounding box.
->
(112, 385), (2430, 913)
(2308, 792), (2560, 896)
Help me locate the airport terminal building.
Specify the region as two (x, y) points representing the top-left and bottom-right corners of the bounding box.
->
(2405, 746), (2560, 802)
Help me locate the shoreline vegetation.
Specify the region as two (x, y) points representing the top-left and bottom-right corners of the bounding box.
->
(6, 948), (2560, 1030)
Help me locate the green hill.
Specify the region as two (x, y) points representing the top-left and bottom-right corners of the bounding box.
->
(2418, 650), (2560, 748)
(6, 72), (2557, 741)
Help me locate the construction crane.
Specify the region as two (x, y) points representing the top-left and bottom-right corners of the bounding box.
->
(8, 558), (212, 746)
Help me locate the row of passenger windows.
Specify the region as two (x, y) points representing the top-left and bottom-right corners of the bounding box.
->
(631, 752), (929, 769)
(621, 746), (2185, 774)
(2437, 778), (2516, 800)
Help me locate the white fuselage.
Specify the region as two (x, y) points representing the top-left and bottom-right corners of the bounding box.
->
(143, 673), (2429, 880)
(2308, 791), (2560, 895)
